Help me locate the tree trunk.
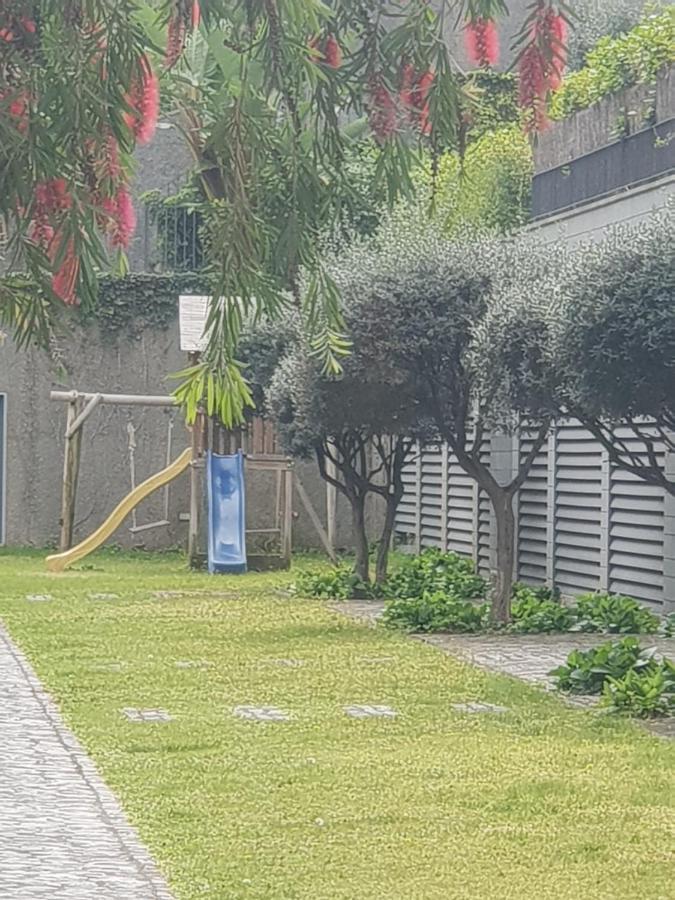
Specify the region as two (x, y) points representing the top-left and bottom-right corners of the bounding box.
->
(351, 495), (370, 583)
(491, 490), (516, 624)
(375, 493), (399, 584)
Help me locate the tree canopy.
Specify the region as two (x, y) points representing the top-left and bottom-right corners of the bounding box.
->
(1, 1), (572, 421)
(554, 208), (675, 494)
(313, 216), (565, 619)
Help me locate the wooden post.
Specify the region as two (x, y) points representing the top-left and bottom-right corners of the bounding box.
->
(295, 476), (338, 564)
(282, 463), (293, 566)
(59, 399), (83, 551)
(326, 448), (338, 554)
(187, 351), (203, 568)
(275, 470), (283, 528)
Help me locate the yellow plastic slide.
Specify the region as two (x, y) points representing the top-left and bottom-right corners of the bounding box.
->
(46, 448), (192, 573)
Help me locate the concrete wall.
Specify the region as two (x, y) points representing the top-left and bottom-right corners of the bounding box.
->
(534, 67), (675, 173)
(0, 315), (355, 554)
(527, 172), (674, 245)
(529, 61), (675, 242)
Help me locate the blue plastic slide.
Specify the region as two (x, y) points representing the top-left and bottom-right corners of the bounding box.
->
(206, 450), (247, 574)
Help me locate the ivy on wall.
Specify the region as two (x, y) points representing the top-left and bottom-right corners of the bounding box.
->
(79, 273), (210, 336)
(550, 9), (675, 120)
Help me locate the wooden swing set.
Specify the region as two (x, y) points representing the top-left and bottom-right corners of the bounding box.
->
(48, 389), (337, 571)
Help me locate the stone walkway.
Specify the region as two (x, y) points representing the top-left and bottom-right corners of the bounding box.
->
(332, 599), (675, 738)
(0, 622), (173, 900)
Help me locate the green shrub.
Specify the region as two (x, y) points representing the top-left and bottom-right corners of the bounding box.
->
(512, 582), (559, 604)
(385, 548), (487, 603)
(433, 126), (533, 234)
(549, 637), (658, 694)
(602, 660), (675, 718)
(293, 567), (378, 600)
(382, 591), (489, 634)
(510, 593), (574, 634)
(550, 10), (675, 120)
(566, 0), (665, 71)
(572, 593), (661, 634)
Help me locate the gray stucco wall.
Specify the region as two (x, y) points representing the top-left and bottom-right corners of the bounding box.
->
(0, 315), (355, 555)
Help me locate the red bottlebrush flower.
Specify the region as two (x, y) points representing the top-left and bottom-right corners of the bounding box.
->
(518, 44), (548, 133)
(0, 27), (15, 42)
(51, 239), (80, 306)
(125, 56), (159, 145)
(35, 179), (72, 214)
(7, 90), (29, 132)
(412, 70), (434, 135)
(412, 70), (434, 109)
(103, 186), (137, 249)
(95, 133), (121, 183)
(20, 17), (36, 34)
(545, 11), (568, 89)
(465, 18), (499, 68)
(30, 219), (54, 250)
(368, 79), (398, 145)
(191, 1), (200, 30)
(399, 62), (415, 109)
(165, 14), (186, 69)
(323, 34), (342, 69)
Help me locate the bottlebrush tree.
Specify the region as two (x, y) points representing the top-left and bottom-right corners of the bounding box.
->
(1, 1), (571, 421)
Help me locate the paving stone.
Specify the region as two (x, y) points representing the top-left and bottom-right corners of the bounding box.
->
(91, 662), (125, 673)
(25, 594), (53, 603)
(122, 708), (173, 723)
(452, 702), (508, 715)
(344, 704), (397, 719)
(88, 593), (119, 601)
(174, 660), (212, 670)
(233, 706), (289, 722)
(0, 622), (173, 898)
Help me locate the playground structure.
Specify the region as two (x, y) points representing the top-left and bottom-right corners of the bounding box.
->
(45, 390), (337, 574)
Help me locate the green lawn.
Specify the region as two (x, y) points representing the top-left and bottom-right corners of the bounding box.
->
(1, 549), (674, 899)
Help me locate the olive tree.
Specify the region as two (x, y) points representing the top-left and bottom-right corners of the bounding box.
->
(554, 209), (675, 496)
(263, 317), (430, 585)
(328, 218), (563, 621)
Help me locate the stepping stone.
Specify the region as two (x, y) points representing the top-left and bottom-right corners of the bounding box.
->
(92, 661), (125, 672)
(88, 592), (119, 601)
(174, 660), (212, 670)
(122, 708), (173, 723)
(25, 594), (53, 603)
(344, 705), (397, 719)
(452, 702), (508, 715)
(233, 706), (289, 722)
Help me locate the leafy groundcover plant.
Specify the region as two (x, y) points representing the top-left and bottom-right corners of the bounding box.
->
(549, 638), (658, 695)
(293, 567), (381, 601)
(385, 549), (487, 603)
(572, 593), (661, 635)
(509, 583), (574, 634)
(603, 661), (675, 718)
(295, 551), (670, 638)
(381, 592), (489, 634)
(551, 637), (675, 718)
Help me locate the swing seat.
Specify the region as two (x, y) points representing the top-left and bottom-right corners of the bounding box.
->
(129, 519), (170, 534)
